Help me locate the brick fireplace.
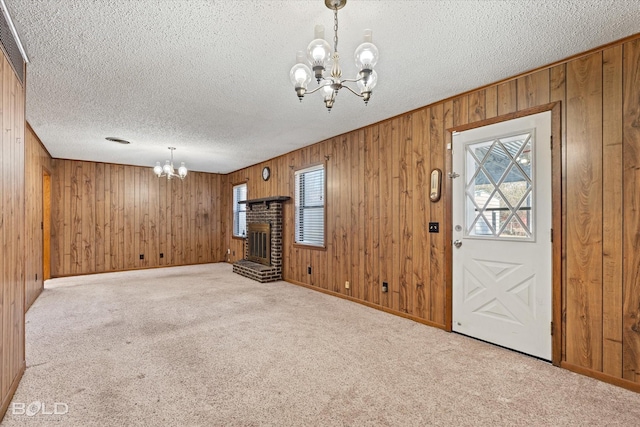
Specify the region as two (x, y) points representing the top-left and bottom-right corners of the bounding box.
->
(232, 196), (289, 283)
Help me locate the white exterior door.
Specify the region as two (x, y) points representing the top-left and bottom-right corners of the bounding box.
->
(452, 111), (552, 360)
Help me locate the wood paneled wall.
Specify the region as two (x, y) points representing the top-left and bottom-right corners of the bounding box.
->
(25, 124), (52, 310)
(0, 54), (26, 415)
(223, 35), (640, 389)
(224, 103), (450, 327)
(50, 160), (225, 277)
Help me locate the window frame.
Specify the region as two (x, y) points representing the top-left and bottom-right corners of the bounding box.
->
(232, 182), (247, 239)
(294, 163), (326, 250)
(463, 129), (536, 242)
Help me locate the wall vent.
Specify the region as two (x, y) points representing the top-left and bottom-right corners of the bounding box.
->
(0, 4), (24, 85)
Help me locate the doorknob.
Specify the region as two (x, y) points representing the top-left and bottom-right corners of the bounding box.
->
(453, 240), (462, 248)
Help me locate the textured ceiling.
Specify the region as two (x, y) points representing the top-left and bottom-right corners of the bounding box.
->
(6, 0), (640, 174)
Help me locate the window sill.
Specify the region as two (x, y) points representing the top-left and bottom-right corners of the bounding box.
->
(293, 242), (326, 251)
(232, 235), (246, 240)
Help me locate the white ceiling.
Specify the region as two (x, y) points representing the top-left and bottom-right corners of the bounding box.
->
(6, 0), (640, 174)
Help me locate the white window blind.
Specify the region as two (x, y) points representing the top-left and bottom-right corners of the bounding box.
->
(295, 165), (325, 246)
(233, 183), (247, 237)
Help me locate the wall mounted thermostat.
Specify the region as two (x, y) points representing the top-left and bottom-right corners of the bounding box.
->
(430, 168), (442, 202)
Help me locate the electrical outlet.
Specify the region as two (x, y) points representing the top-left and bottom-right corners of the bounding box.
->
(345, 281), (350, 289)
(160, 253), (164, 258)
(382, 281), (388, 293)
(227, 248), (231, 254)
(139, 254), (144, 260)
(428, 222), (439, 233)
(307, 266), (312, 275)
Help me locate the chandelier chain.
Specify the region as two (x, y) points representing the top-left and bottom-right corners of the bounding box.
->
(333, 5), (339, 53)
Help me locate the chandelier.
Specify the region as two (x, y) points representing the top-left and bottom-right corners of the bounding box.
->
(153, 147), (187, 180)
(289, 0), (379, 111)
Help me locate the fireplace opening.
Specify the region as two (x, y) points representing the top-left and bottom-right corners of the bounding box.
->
(247, 223), (271, 266)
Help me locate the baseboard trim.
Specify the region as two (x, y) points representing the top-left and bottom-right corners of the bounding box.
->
(0, 360), (26, 420)
(285, 279), (447, 331)
(560, 361), (640, 393)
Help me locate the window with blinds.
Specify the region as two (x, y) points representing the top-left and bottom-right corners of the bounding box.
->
(295, 165), (325, 246)
(233, 183), (247, 237)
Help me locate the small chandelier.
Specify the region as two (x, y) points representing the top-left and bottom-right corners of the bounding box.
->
(289, 0), (379, 111)
(153, 147), (187, 180)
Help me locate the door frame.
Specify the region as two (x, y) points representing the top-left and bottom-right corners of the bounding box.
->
(445, 102), (562, 366)
(43, 168), (51, 281)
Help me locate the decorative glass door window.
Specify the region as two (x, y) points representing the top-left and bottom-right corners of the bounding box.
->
(464, 130), (535, 240)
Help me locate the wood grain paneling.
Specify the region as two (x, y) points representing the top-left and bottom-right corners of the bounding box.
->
(398, 115), (413, 314)
(468, 90), (486, 123)
(102, 165), (111, 269)
(517, 69), (550, 109)
(412, 108), (428, 320)
(158, 176), (169, 266)
(95, 163), (105, 272)
(366, 125), (380, 303)
(485, 86), (498, 119)
(565, 52), (603, 370)
(0, 52), (26, 417)
(391, 117), (401, 311)
(43, 173), (51, 281)
(379, 120), (392, 309)
(622, 38), (640, 383)
(352, 130), (364, 299)
(338, 134), (350, 294)
(430, 102), (447, 326)
(497, 80), (517, 115)
(602, 45), (623, 377)
(25, 124), (52, 310)
(70, 161), (81, 274)
(50, 161), (225, 277)
(221, 34), (640, 390)
(123, 165), (135, 270)
(111, 164), (125, 271)
(82, 161), (95, 274)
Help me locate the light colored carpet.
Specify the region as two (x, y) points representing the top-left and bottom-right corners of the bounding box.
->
(2, 263), (639, 426)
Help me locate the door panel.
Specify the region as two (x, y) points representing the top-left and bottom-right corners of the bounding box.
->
(452, 111), (552, 360)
